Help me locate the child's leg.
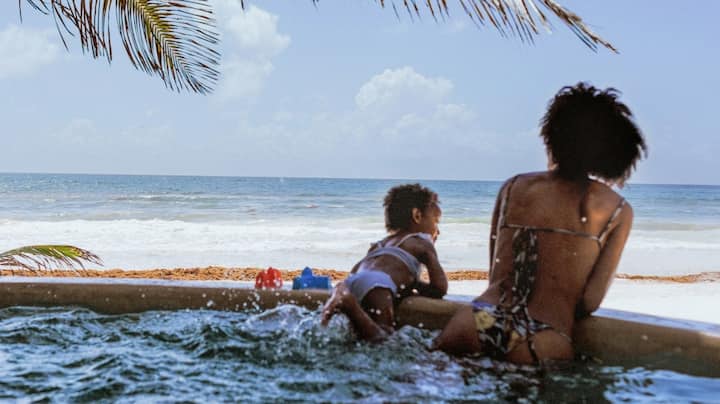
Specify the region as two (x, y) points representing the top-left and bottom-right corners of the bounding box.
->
(360, 288), (395, 332)
(321, 282), (394, 342)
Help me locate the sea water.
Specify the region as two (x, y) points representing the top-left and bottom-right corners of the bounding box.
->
(1, 306), (718, 402)
(1, 173), (719, 275)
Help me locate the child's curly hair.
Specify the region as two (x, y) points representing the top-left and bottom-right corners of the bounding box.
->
(383, 184), (439, 232)
(540, 82), (647, 184)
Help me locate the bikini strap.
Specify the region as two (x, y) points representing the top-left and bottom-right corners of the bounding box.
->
(366, 233), (427, 279)
(380, 232), (432, 247)
(499, 175), (520, 228)
(597, 198), (626, 244)
(377, 232), (431, 249)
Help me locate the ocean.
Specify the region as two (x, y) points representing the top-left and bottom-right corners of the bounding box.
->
(1, 173), (718, 276)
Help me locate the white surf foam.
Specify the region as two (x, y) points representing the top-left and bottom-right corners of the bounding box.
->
(3, 219), (718, 275)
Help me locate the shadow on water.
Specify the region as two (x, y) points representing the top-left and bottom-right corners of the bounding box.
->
(1, 306), (718, 402)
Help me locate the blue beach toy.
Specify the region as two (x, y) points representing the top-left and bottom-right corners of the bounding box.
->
(292, 267), (331, 290)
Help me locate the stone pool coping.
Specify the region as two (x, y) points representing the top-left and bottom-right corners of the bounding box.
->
(1, 277), (719, 377)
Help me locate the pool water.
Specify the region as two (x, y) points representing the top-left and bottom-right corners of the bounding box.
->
(1, 306), (718, 402)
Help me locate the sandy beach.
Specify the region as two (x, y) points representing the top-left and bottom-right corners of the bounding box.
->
(3, 266), (717, 325)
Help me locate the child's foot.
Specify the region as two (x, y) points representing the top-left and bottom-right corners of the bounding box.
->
(321, 281), (353, 326)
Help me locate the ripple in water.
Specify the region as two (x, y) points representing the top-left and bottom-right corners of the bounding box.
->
(0, 306), (718, 402)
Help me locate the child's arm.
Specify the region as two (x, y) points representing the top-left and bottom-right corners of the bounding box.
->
(409, 281), (445, 299)
(414, 239), (448, 298)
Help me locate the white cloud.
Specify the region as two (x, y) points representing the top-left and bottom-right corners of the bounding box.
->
(355, 66), (453, 111)
(375, 103), (474, 142)
(212, 3), (291, 100)
(222, 5), (290, 58)
(351, 68), (468, 145)
(219, 58), (274, 100)
(0, 24), (59, 79)
(219, 67), (544, 179)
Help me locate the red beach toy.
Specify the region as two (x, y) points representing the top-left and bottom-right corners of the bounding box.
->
(255, 267), (283, 289)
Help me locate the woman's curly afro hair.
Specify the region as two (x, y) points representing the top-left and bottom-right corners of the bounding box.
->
(383, 184), (439, 232)
(540, 82), (647, 184)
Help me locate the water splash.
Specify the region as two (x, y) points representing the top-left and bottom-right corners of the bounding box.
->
(0, 306), (717, 402)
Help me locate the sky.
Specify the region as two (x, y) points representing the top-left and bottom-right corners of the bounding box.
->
(1, 1), (719, 185)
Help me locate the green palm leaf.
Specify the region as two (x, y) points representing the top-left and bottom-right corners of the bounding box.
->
(366, 0), (615, 52)
(21, 0), (220, 93)
(0, 245), (103, 271)
(18, 0), (613, 95)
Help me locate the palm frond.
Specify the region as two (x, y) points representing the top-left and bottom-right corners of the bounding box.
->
(18, 0), (613, 94)
(21, 0), (220, 93)
(0, 245), (103, 271)
(357, 0), (616, 52)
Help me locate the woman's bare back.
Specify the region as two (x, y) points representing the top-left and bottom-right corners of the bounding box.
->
(435, 172), (633, 364)
(481, 172), (632, 337)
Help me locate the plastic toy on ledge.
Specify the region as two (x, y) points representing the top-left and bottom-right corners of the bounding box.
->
(292, 267), (331, 290)
(255, 267), (283, 290)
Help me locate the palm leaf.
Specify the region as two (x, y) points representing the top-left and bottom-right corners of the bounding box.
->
(21, 0), (220, 93)
(0, 245), (103, 271)
(360, 0), (616, 52)
(18, 0), (613, 95)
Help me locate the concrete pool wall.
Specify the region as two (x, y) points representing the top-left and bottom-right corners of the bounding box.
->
(1, 277), (718, 377)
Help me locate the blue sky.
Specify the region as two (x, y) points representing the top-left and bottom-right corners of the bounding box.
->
(1, 1), (718, 184)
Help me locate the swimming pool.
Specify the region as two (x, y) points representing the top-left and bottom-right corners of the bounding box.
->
(1, 305), (719, 402)
(1, 278), (719, 402)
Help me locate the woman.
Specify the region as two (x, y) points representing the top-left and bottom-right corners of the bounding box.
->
(433, 83), (647, 364)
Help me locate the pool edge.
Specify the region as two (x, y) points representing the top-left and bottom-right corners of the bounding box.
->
(1, 277), (718, 377)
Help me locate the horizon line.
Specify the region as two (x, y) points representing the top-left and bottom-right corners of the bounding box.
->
(0, 170), (717, 188)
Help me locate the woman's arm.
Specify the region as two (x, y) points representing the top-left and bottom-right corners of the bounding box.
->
(577, 203), (634, 317)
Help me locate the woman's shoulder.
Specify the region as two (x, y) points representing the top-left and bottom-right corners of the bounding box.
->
(499, 171), (554, 195)
(588, 179), (628, 207)
(504, 171), (556, 185)
(584, 180), (633, 230)
(508, 172), (630, 211)
(503, 171), (545, 182)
